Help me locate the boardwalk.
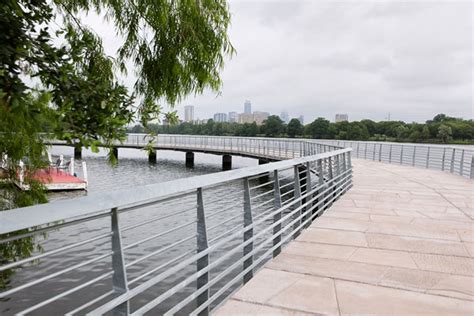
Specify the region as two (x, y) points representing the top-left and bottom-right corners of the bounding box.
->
(217, 159), (474, 315)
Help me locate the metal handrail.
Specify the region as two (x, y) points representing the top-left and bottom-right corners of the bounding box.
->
(0, 138), (351, 315)
(318, 139), (474, 178)
(46, 133), (472, 178)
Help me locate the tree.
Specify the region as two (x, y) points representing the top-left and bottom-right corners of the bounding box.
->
(0, 0), (234, 281)
(307, 118), (330, 139)
(1, 0), (234, 205)
(437, 124), (452, 143)
(262, 115), (285, 137)
(287, 118), (303, 138)
(395, 125), (409, 141)
(409, 131), (421, 142)
(421, 126), (431, 140)
(349, 122), (369, 140)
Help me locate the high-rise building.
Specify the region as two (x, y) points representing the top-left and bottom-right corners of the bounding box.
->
(244, 100), (252, 114)
(213, 113), (228, 122)
(280, 111), (289, 124)
(238, 113), (253, 124)
(298, 115), (304, 125)
(228, 112), (238, 123)
(253, 111), (270, 125)
(184, 105), (194, 122)
(335, 114), (348, 123)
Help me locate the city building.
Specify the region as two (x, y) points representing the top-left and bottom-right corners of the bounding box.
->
(238, 113), (254, 124)
(213, 113), (228, 122)
(191, 119), (208, 125)
(228, 111), (238, 123)
(280, 111), (289, 124)
(244, 100), (252, 114)
(184, 105), (194, 122)
(335, 114), (349, 123)
(253, 111), (270, 125)
(298, 115), (304, 125)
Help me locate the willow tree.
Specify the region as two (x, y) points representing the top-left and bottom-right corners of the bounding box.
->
(0, 0), (234, 207)
(0, 0), (234, 280)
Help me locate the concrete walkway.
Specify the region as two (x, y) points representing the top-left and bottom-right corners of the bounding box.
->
(216, 159), (474, 315)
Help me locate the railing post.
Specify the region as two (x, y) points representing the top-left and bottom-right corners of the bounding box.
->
(450, 149), (456, 173)
(364, 143), (367, 159)
(305, 161), (313, 225)
(196, 188), (209, 316)
(273, 170), (282, 258)
(441, 148), (446, 171)
(460, 150), (465, 175)
(372, 144), (376, 160)
(400, 146), (404, 164)
(412, 146), (417, 166)
(470, 157), (474, 179)
(378, 143), (382, 162)
(389, 145), (392, 163)
(317, 158), (327, 214)
(356, 143), (360, 158)
(348, 150), (352, 170)
(426, 147), (430, 169)
(293, 166), (302, 238)
(111, 207), (129, 316)
(242, 178), (253, 284)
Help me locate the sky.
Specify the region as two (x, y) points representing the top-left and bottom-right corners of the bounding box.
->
(84, 0), (473, 123)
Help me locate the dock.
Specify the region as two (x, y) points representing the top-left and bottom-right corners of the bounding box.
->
(217, 159), (473, 315)
(16, 168), (87, 191)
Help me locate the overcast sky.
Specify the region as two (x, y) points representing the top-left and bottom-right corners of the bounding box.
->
(86, 0), (473, 123)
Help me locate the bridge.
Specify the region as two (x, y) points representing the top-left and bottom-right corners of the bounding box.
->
(0, 136), (472, 315)
(49, 134), (474, 176)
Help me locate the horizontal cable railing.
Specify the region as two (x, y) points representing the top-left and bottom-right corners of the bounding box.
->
(0, 144), (352, 315)
(46, 134), (342, 161)
(47, 134), (473, 178)
(317, 140), (474, 179)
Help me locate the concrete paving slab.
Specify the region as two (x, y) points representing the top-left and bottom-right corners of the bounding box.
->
(217, 159), (474, 315)
(336, 280), (473, 316)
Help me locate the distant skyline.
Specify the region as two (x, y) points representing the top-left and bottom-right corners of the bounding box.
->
(175, 1), (472, 123)
(83, 1), (472, 123)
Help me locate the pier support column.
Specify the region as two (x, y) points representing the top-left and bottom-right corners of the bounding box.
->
(185, 152), (194, 168)
(112, 147), (118, 160)
(148, 150), (157, 163)
(257, 159), (270, 184)
(74, 144), (82, 159)
(222, 155), (232, 170)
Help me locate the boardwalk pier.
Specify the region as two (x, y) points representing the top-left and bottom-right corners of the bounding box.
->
(217, 159), (473, 315)
(0, 135), (472, 315)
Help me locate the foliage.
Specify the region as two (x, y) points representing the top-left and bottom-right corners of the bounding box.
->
(306, 117), (330, 138)
(57, 0), (234, 125)
(287, 118), (303, 138)
(437, 124), (453, 143)
(1, 0), (233, 203)
(41, 26), (135, 162)
(0, 0), (234, 286)
(261, 115), (285, 137)
(127, 113), (474, 144)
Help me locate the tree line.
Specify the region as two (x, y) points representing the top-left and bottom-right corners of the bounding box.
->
(128, 113), (474, 144)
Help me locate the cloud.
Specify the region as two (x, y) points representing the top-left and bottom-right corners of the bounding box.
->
(82, 0), (473, 123)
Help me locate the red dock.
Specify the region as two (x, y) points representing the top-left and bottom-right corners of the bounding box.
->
(17, 168), (87, 191)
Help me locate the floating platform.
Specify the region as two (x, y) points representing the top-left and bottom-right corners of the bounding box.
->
(16, 168), (87, 191)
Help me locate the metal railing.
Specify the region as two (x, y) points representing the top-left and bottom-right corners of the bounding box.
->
(0, 143), (352, 315)
(48, 134), (342, 161)
(316, 140), (474, 179)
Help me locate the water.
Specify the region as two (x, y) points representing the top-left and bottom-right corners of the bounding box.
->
(1, 146), (294, 315)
